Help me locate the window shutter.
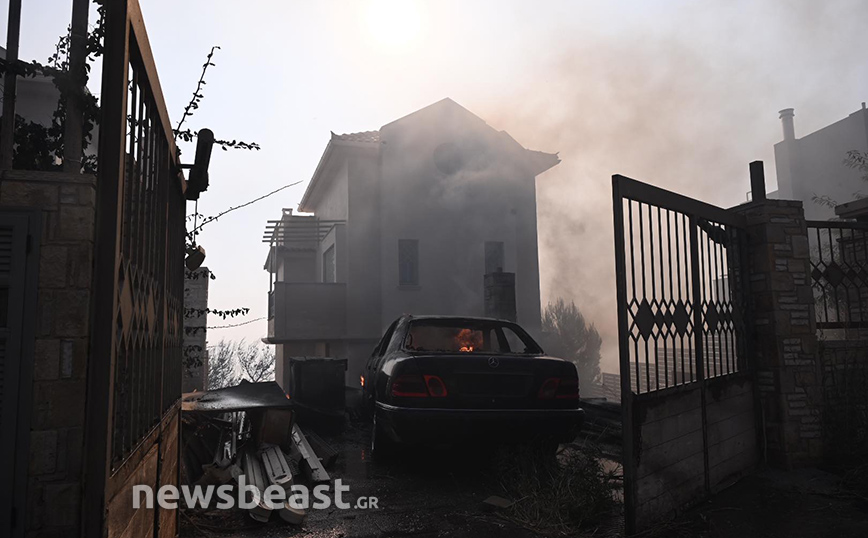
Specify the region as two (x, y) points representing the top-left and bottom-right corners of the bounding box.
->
(0, 213), (30, 536)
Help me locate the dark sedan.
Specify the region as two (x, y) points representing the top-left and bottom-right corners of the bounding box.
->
(361, 315), (585, 457)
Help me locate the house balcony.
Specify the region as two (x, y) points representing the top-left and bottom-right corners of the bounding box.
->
(267, 281), (347, 341)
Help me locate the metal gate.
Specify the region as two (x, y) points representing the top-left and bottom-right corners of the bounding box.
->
(84, 0), (198, 535)
(612, 175), (757, 533)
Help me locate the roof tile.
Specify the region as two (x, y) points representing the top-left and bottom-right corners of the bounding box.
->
(331, 130), (380, 143)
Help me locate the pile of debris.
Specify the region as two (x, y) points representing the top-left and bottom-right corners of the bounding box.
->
(181, 381), (338, 527)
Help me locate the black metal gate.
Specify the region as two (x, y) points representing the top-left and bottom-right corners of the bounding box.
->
(84, 0), (196, 535)
(612, 175), (754, 533)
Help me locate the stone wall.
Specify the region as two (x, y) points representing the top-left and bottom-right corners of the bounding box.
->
(0, 170), (96, 537)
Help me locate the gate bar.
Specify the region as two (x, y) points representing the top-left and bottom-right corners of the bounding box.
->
(689, 216), (711, 495)
(612, 175), (637, 535)
(615, 174), (745, 228)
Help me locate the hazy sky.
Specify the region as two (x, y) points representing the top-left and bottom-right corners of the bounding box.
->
(7, 0), (868, 371)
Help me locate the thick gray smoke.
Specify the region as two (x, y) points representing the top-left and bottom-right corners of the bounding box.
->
(478, 0), (867, 371)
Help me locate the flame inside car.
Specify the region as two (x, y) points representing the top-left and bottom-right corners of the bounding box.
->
(404, 322), (493, 353)
(455, 328), (482, 352)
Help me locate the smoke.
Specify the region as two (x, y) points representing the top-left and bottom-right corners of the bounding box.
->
(476, 0), (867, 371)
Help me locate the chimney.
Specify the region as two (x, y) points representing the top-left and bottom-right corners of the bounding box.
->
(779, 108), (795, 141)
(484, 268), (516, 322)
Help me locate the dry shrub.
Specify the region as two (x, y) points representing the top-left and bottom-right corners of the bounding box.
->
(492, 442), (620, 536)
(841, 463), (868, 501)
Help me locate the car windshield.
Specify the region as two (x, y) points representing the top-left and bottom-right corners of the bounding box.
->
(403, 319), (542, 355)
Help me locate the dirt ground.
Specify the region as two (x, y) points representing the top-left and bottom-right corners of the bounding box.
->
(181, 397), (867, 538)
(181, 416), (564, 538)
(654, 467), (868, 538)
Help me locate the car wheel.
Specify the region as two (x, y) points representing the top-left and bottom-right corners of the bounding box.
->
(371, 414), (397, 460)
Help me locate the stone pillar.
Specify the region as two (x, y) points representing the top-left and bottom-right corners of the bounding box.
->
(484, 270), (516, 322)
(733, 199), (823, 467)
(182, 267), (209, 392)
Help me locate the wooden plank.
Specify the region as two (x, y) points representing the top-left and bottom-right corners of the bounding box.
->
(291, 424), (330, 484)
(158, 410), (179, 538)
(106, 403), (178, 502)
(107, 443), (158, 538)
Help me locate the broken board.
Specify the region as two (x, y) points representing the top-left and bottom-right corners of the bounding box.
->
(291, 424), (330, 484)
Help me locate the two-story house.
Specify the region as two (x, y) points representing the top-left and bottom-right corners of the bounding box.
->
(773, 103), (868, 219)
(263, 98), (559, 387)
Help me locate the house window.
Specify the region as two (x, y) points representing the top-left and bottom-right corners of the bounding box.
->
(398, 239), (419, 286)
(323, 245), (336, 283)
(485, 241), (505, 274)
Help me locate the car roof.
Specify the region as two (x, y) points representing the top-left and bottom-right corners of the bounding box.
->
(402, 314), (519, 324)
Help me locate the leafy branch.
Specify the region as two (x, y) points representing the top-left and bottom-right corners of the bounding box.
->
(0, 1), (105, 172)
(185, 307), (250, 320)
(811, 150), (868, 210)
(174, 45), (219, 137)
(175, 128), (261, 152)
(171, 46), (260, 153)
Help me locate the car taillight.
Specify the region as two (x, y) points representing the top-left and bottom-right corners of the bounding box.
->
(423, 375), (448, 397)
(391, 374), (429, 397)
(555, 377), (579, 399)
(537, 377), (580, 399)
(538, 377), (560, 399)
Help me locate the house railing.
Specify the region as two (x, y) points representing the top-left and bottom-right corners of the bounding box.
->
(807, 220), (868, 330)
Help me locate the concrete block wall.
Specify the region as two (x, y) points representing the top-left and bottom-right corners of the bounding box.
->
(733, 199), (823, 467)
(0, 170), (97, 537)
(634, 386), (705, 527)
(633, 374), (758, 528)
(706, 377), (758, 486)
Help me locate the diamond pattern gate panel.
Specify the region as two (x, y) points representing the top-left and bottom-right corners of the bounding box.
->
(84, 1), (196, 536)
(807, 221), (868, 333)
(612, 175), (758, 534)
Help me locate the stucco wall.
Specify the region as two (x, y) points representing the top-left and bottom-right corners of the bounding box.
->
(774, 107), (868, 220)
(271, 281), (346, 340)
(377, 104), (541, 331)
(314, 160), (349, 221)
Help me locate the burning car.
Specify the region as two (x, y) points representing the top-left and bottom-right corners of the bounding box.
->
(362, 315), (585, 457)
